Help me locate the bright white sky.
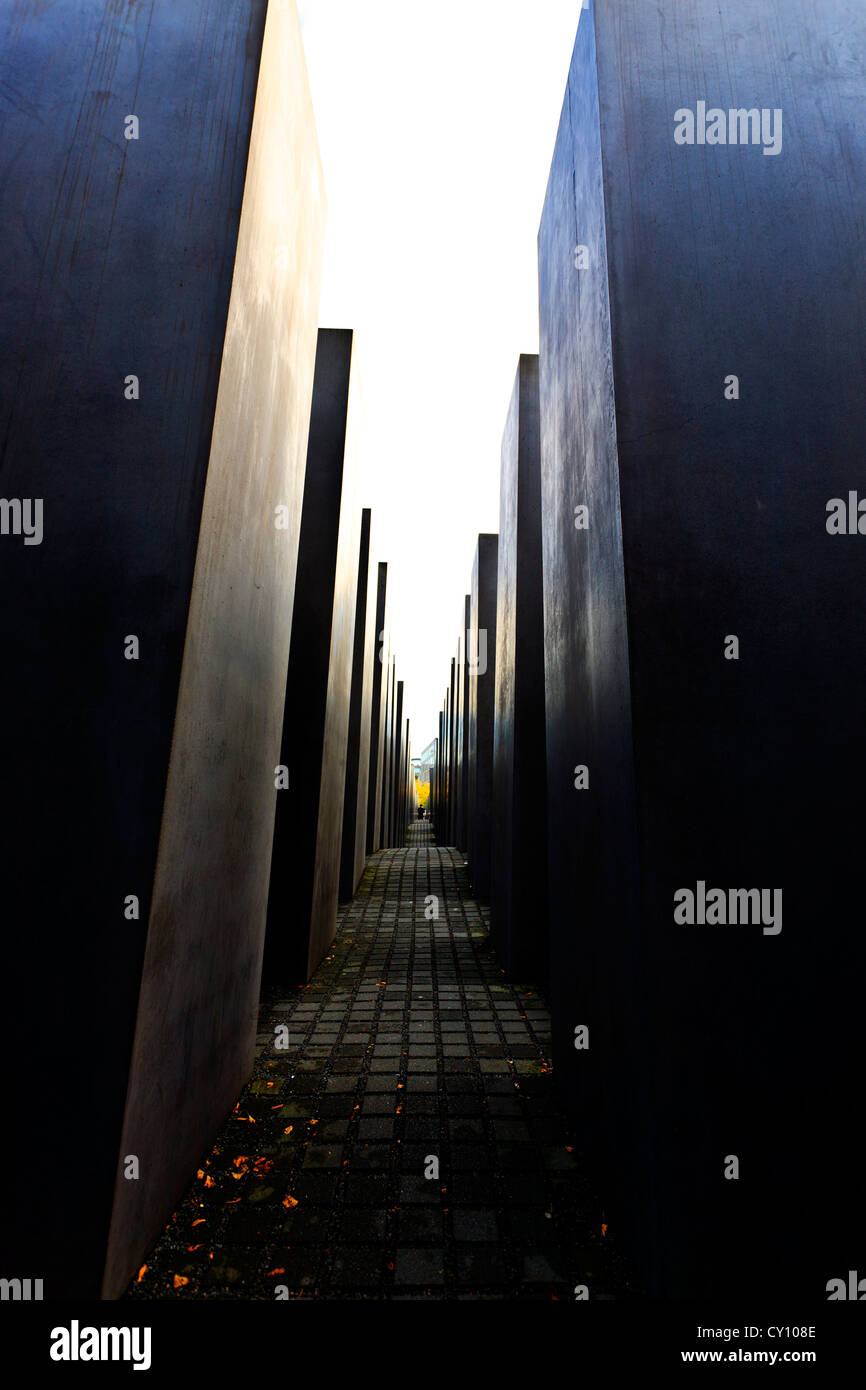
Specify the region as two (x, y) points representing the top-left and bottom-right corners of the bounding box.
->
(297, 1), (582, 752)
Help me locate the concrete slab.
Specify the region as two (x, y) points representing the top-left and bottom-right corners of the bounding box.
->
(380, 655), (397, 848)
(458, 595), (472, 853)
(0, 0), (325, 1300)
(391, 680), (405, 846)
(366, 564), (389, 854)
(467, 535), (498, 898)
(263, 327), (361, 987)
(491, 357), (548, 983)
(539, 0), (866, 1298)
(340, 509), (376, 900)
(448, 659), (457, 844)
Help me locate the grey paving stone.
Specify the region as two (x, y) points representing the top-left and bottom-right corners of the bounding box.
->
(452, 1209), (499, 1243)
(394, 1248), (446, 1286)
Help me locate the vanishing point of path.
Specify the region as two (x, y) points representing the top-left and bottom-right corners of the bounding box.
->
(126, 823), (639, 1300)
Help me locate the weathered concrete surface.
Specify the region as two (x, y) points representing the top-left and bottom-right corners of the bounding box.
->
(263, 328), (361, 988)
(539, 0), (866, 1299)
(491, 357), (548, 983)
(467, 536), (498, 898)
(366, 564), (389, 853)
(0, 0), (325, 1300)
(340, 509), (375, 899)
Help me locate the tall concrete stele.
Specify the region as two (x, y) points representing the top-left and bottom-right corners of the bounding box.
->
(0, 1), (326, 1299)
(365, 563), (390, 854)
(539, 0), (866, 1297)
(264, 329), (362, 988)
(451, 596), (470, 851)
(491, 357), (548, 983)
(340, 509), (378, 901)
(466, 535), (498, 898)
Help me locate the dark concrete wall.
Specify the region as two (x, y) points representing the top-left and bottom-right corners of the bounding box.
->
(0, 0), (325, 1300)
(491, 357), (548, 983)
(539, 0), (866, 1298)
(264, 328), (360, 987)
(340, 509), (375, 900)
(366, 565), (389, 853)
(467, 535), (498, 897)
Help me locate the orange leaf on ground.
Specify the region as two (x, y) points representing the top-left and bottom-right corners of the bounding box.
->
(173, 1275), (189, 1289)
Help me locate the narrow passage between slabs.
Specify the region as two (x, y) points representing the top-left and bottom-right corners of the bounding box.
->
(127, 822), (638, 1300)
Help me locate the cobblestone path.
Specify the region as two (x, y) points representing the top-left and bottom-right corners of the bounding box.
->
(126, 824), (638, 1299)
